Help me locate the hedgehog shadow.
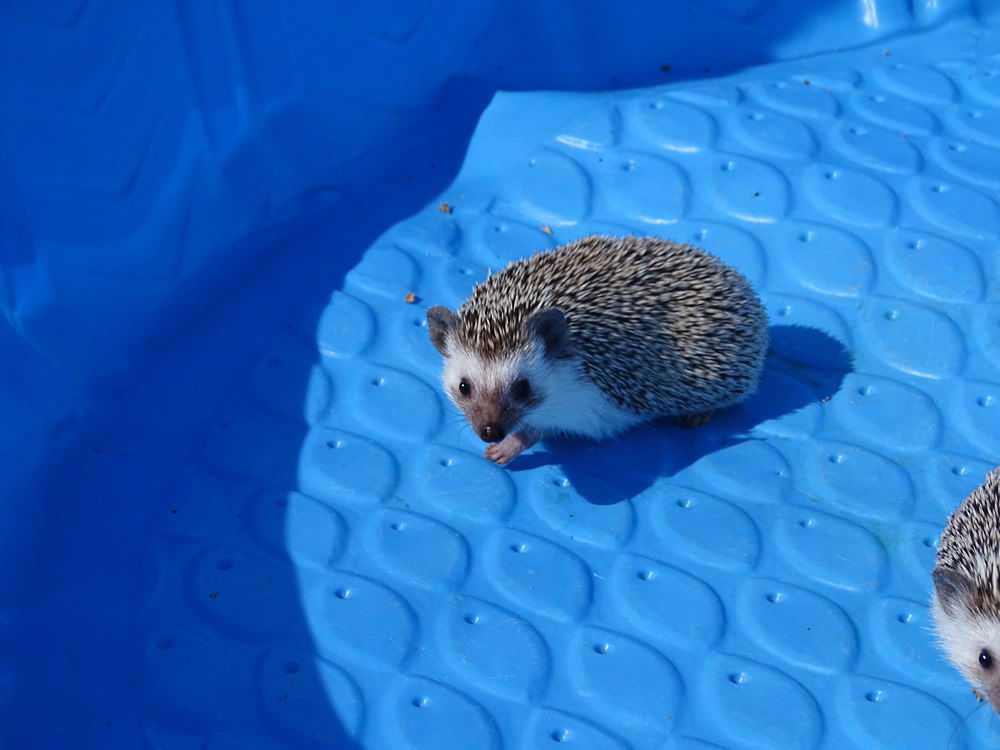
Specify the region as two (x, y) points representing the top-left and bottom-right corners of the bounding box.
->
(510, 324), (853, 504)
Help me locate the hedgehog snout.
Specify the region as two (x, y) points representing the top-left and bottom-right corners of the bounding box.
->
(479, 423), (505, 442)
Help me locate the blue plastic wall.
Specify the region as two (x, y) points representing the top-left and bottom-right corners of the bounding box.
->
(3, 0), (1000, 748)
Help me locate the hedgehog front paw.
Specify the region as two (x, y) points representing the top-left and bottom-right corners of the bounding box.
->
(483, 428), (540, 465)
(483, 435), (523, 465)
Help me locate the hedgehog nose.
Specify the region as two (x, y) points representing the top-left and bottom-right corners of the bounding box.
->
(480, 423), (505, 442)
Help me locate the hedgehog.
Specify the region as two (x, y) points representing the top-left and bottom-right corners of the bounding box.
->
(932, 466), (1000, 713)
(425, 234), (769, 464)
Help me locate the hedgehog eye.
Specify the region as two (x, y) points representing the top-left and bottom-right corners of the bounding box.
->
(458, 379), (472, 397)
(511, 378), (531, 401)
(980, 649), (994, 670)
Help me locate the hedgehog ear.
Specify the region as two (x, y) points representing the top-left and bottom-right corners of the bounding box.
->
(426, 306), (457, 356)
(934, 567), (973, 617)
(527, 308), (571, 359)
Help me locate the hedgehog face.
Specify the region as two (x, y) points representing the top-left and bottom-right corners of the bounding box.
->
(440, 345), (544, 442)
(932, 567), (1000, 714)
(426, 305), (553, 443)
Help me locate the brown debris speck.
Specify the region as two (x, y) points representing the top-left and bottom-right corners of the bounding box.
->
(438, 201), (453, 214)
(540, 225), (553, 235)
(403, 291), (417, 304)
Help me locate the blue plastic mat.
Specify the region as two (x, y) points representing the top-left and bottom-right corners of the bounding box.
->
(2, 1), (1000, 748)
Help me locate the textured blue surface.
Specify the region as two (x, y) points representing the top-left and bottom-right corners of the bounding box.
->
(3, 1), (1000, 748)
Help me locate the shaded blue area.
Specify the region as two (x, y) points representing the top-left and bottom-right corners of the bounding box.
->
(2, 1), (1000, 748)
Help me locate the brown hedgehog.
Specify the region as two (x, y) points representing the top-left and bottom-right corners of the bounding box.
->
(426, 234), (769, 464)
(932, 466), (1000, 713)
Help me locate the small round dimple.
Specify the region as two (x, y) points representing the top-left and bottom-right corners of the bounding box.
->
(952, 465), (968, 476)
(968, 110), (983, 119)
(778, 305), (792, 316)
(870, 94), (886, 103)
(931, 184), (948, 194)
(883, 310), (899, 321)
(720, 160), (734, 171)
(729, 672), (748, 685)
(949, 142), (968, 152)
(156, 639), (173, 650)
(593, 643), (610, 655)
(866, 690), (885, 703)
(897, 613), (913, 625)
(825, 170), (841, 180)
(551, 729), (572, 743)
(849, 125), (868, 136)
(334, 588), (351, 600)
(747, 112), (764, 121)
(439, 458), (454, 468)
(857, 385), (873, 396)
(884, 234), (985, 301)
(923, 536), (937, 548)
(622, 160), (636, 172)
(766, 592), (783, 603)
(411, 696), (429, 708)
(552, 477), (570, 488)
(799, 518), (815, 529)
(391, 521), (407, 532)
(509, 543), (527, 554)
(283, 662), (300, 674)
(216, 559), (234, 571)
(978, 395), (995, 407)
(828, 454), (845, 464)
(494, 223), (508, 233)
(412, 318), (426, 328)
(799, 231), (813, 242)
(464, 614), (480, 625)
(371, 377), (385, 387)
(326, 440), (343, 449)
(676, 498), (695, 509)
(638, 570), (655, 581)
(649, 99), (665, 110)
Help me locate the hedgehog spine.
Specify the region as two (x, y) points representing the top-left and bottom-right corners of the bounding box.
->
(426, 234), (769, 464)
(932, 466), (1000, 713)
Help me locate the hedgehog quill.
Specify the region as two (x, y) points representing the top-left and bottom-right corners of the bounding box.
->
(426, 235), (769, 464)
(932, 466), (1000, 713)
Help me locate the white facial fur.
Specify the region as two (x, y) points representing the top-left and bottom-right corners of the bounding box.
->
(441, 337), (643, 440)
(931, 591), (1000, 711)
(441, 342), (519, 407)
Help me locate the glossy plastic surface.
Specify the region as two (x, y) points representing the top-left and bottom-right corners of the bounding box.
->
(2, 1), (1000, 748)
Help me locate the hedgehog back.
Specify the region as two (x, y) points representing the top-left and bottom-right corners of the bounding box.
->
(937, 467), (1000, 619)
(455, 235), (768, 416)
